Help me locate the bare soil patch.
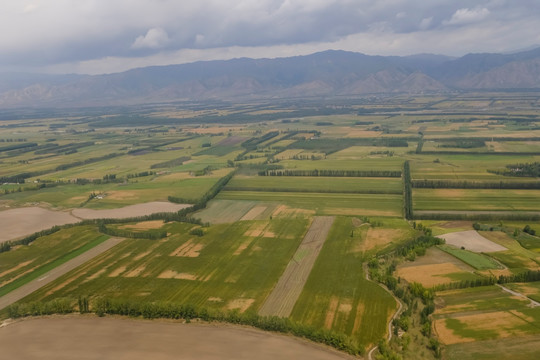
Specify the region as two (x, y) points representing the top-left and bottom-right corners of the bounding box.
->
(435, 311), (531, 345)
(157, 270), (200, 281)
(227, 298), (255, 313)
(240, 206), (267, 221)
(72, 202), (191, 220)
(119, 220), (165, 230)
(233, 239), (253, 256)
(0, 260), (34, 278)
(325, 297), (339, 329)
(0, 207), (79, 243)
(396, 263), (468, 287)
(170, 239), (204, 257)
(259, 216), (335, 317)
(244, 222), (275, 238)
(124, 265), (147, 278)
(439, 230), (507, 253)
(108, 266), (127, 277)
(0, 316), (353, 360)
(360, 228), (405, 253)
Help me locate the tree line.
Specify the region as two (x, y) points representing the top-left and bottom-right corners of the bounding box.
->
(412, 179), (540, 189)
(403, 161), (413, 220)
(259, 169), (402, 177)
(7, 297), (365, 356)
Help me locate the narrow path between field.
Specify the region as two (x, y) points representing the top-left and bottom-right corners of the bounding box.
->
(497, 284), (540, 307)
(0, 237), (125, 310)
(258, 216), (335, 317)
(364, 263), (404, 360)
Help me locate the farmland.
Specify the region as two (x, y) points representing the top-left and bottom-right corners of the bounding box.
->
(1, 92), (540, 359)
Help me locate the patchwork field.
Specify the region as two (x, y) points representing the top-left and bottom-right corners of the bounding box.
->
(396, 247), (481, 287)
(259, 216), (334, 317)
(290, 217), (397, 348)
(216, 191), (403, 217)
(19, 219), (310, 314)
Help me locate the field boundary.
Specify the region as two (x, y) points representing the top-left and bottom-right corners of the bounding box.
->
(258, 216), (335, 317)
(0, 237), (125, 310)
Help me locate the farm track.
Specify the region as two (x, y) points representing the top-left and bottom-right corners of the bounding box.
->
(0, 237), (125, 310)
(258, 216), (334, 317)
(497, 284), (540, 307)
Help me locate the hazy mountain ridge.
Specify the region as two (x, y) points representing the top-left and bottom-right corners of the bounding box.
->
(1, 48), (540, 108)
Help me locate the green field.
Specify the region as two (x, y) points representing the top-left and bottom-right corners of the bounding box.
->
(290, 217), (397, 347)
(216, 191), (403, 216)
(0, 227), (109, 297)
(226, 175), (403, 194)
(21, 219), (309, 313)
(437, 245), (503, 270)
(413, 189), (540, 212)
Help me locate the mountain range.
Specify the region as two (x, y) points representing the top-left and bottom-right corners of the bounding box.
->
(1, 47), (540, 108)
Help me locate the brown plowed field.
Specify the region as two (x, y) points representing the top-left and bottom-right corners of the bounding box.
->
(258, 216), (335, 317)
(72, 202), (191, 219)
(0, 316), (354, 360)
(0, 207), (79, 243)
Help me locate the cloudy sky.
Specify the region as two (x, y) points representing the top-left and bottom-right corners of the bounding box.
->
(1, 0), (540, 75)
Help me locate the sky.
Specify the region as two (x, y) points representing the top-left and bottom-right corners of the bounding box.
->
(1, 0), (540, 75)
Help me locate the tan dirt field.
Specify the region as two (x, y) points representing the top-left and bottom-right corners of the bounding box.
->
(244, 222), (275, 238)
(72, 202), (191, 220)
(258, 216), (335, 317)
(396, 263), (468, 287)
(0, 260), (34, 278)
(119, 220), (165, 230)
(240, 206), (267, 221)
(0, 316), (354, 360)
(227, 298), (255, 313)
(157, 270), (201, 281)
(170, 239), (204, 257)
(439, 230), (507, 253)
(0, 207), (79, 243)
(0, 237), (125, 310)
(360, 228), (405, 253)
(435, 311), (532, 345)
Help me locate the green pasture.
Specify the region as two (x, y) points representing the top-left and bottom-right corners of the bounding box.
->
(505, 281), (540, 303)
(291, 216), (397, 347)
(413, 189), (540, 212)
(435, 286), (532, 315)
(226, 175), (403, 194)
(279, 157), (404, 171)
(437, 245), (503, 270)
(410, 154), (540, 180)
(1, 170), (231, 209)
(216, 191), (403, 217)
(445, 334), (540, 360)
(0, 226), (109, 297)
(20, 219), (309, 314)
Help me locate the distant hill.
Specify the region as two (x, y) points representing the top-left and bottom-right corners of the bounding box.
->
(1, 48), (540, 108)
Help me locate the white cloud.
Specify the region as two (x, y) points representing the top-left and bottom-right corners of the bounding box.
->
(444, 7), (490, 26)
(131, 28), (170, 49)
(419, 17), (433, 30)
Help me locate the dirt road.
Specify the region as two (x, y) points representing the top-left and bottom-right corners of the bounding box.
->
(0, 316), (354, 360)
(259, 216), (334, 317)
(0, 237), (125, 310)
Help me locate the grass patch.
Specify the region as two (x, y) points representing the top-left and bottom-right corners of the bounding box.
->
(0, 228), (109, 297)
(438, 245), (503, 270)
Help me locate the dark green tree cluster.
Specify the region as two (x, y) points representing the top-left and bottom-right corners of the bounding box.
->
(412, 179), (540, 189)
(98, 223), (167, 240)
(259, 169), (401, 177)
(403, 161), (413, 220)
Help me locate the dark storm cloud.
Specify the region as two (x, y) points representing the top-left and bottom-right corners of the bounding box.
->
(1, 1), (539, 74)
